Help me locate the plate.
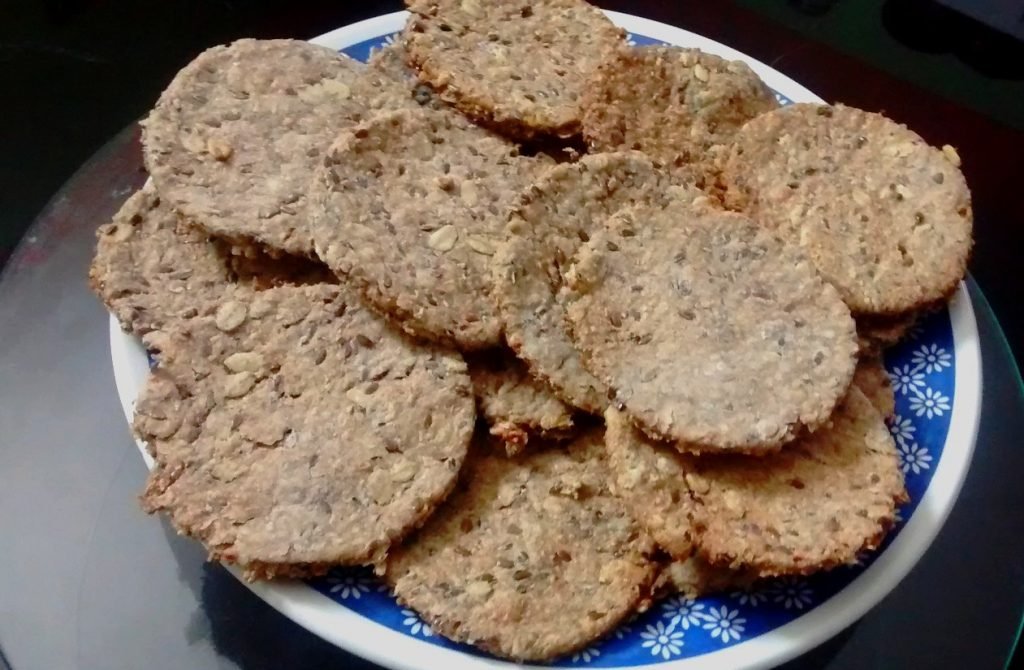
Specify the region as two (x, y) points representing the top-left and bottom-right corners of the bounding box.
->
(108, 10), (983, 670)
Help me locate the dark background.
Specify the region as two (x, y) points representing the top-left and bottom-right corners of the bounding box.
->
(0, 1), (1021, 668)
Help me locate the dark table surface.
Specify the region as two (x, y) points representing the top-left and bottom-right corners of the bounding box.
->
(2, 1), (1023, 669)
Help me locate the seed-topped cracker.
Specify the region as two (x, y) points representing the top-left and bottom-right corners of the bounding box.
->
(582, 46), (778, 166)
(608, 388), (906, 577)
(402, 0), (625, 138)
(137, 283), (476, 579)
(494, 152), (702, 412)
(384, 429), (658, 661)
(90, 183), (236, 336)
(311, 107), (547, 350)
(143, 39), (412, 257)
(90, 183), (334, 337)
(564, 201), (858, 453)
(722, 103), (972, 316)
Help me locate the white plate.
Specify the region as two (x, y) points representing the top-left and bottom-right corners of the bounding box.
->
(109, 10), (983, 670)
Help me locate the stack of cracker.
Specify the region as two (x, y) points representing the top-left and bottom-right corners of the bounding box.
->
(89, 0), (971, 661)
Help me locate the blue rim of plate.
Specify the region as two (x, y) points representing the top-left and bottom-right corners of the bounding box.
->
(110, 11), (983, 670)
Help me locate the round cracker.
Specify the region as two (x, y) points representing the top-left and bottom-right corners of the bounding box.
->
(90, 184), (334, 337)
(385, 429), (657, 662)
(607, 389), (906, 577)
(467, 349), (575, 456)
(310, 107), (542, 350)
(403, 0), (624, 138)
(494, 152), (701, 412)
(582, 46), (778, 165)
(89, 183), (234, 336)
(136, 283), (475, 578)
(689, 387), (907, 576)
(565, 202), (858, 452)
(143, 39), (403, 257)
(723, 103), (973, 315)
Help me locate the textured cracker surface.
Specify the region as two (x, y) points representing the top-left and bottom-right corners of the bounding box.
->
(136, 283), (475, 578)
(143, 39), (417, 257)
(90, 184), (335, 337)
(565, 203), (858, 452)
(385, 430), (657, 661)
(494, 152), (700, 412)
(853, 354), (896, 418)
(468, 349), (575, 455)
(310, 107), (543, 349)
(687, 388), (907, 576)
(89, 184), (235, 336)
(723, 103), (973, 315)
(403, 0), (624, 138)
(604, 408), (697, 559)
(656, 555), (757, 600)
(582, 46), (777, 167)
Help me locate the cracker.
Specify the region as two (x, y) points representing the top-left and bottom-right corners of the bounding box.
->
(655, 555), (757, 600)
(565, 203), (857, 452)
(89, 184), (235, 336)
(143, 39), (404, 256)
(364, 42), (445, 111)
(853, 354), (896, 418)
(384, 429), (658, 661)
(403, 0), (624, 138)
(136, 283), (476, 579)
(582, 46), (777, 166)
(90, 184), (335, 337)
(604, 407), (696, 559)
(494, 152), (701, 412)
(310, 107), (543, 350)
(688, 387), (907, 576)
(467, 349), (575, 456)
(723, 103), (973, 315)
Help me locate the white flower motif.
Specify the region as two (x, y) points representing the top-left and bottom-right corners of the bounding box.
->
(382, 32), (398, 47)
(775, 92), (790, 105)
(911, 344), (952, 375)
(730, 585), (768, 607)
(769, 577), (813, 610)
(625, 33), (638, 46)
(639, 621), (684, 660)
(898, 441), (933, 475)
(702, 605), (746, 643)
(887, 414), (916, 446)
(888, 364), (926, 396)
(400, 609), (433, 637)
(327, 574), (371, 600)
(908, 387), (951, 419)
(660, 595), (706, 629)
(572, 646), (601, 663)
(894, 506), (905, 524)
